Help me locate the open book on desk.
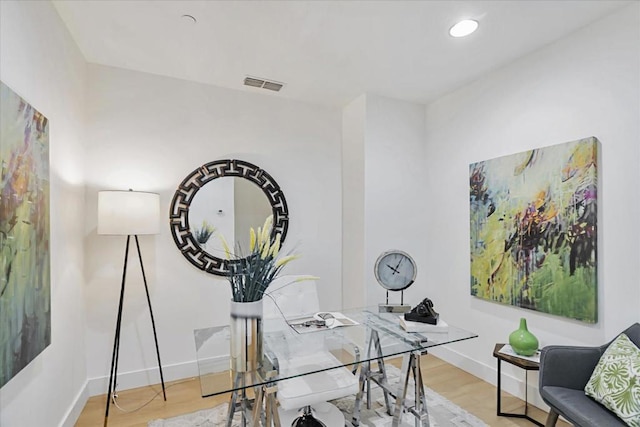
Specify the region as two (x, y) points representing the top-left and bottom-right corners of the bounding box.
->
(288, 312), (359, 334)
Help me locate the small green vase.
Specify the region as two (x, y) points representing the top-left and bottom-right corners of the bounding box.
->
(509, 318), (539, 356)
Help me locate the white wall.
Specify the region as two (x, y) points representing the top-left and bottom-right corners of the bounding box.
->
(343, 94), (429, 310)
(82, 64), (343, 394)
(342, 95), (367, 309)
(362, 95), (428, 308)
(422, 3), (639, 408)
(0, 2), (88, 426)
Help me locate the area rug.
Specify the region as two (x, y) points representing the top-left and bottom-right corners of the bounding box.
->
(149, 365), (487, 426)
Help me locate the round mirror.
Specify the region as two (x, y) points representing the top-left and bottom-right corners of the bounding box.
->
(188, 177), (272, 257)
(169, 159), (289, 276)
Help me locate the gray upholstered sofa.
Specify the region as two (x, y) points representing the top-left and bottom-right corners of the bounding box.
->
(538, 323), (640, 427)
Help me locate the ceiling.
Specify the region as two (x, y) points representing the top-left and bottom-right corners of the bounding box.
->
(52, 0), (631, 107)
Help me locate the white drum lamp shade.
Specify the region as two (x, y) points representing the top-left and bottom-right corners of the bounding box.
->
(98, 190), (160, 236)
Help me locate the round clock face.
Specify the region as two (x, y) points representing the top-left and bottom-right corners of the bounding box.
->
(374, 250), (417, 291)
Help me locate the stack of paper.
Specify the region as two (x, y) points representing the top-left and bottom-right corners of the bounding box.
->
(399, 316), (449, 333)
(498, 344), (541, 363)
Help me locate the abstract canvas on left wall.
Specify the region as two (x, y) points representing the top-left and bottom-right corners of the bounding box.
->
(0, 81), (51, 388)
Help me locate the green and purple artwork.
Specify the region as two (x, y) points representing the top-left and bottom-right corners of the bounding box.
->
(469, 137), (598, 323)
(0, 81), (51, 388)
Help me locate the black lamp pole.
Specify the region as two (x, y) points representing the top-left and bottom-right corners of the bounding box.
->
(104, 235), (166, 427)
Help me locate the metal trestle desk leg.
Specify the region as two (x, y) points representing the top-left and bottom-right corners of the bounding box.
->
(226, 370), (280, 427)
(393, 350), (429, 427)
(353, 328), (430, 427)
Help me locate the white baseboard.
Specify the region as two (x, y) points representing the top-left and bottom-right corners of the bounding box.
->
(59, 380), (89, 427)
(428, 345), (550, 412)
(86, 359), (199, 397)
(60, 360), (199, 426)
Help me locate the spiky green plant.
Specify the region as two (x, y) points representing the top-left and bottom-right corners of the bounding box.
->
(194, 220), (216, 245)
(219, 215), (298, 302)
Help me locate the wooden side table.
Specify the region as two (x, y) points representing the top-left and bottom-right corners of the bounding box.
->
(493, 343), (544, 427)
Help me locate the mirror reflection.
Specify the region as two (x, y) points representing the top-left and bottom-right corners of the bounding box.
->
(170, 159), (289, 276)
(189, 177), (272, 258)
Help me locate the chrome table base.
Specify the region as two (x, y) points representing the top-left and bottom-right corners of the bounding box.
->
(226, 370), (281, 427)
(226, 327), (431, 427)
(353, 328), (430, 427)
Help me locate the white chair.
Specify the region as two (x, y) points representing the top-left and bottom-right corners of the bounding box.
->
(263, 276), (359, 427)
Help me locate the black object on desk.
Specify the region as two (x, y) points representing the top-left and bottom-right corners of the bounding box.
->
(404, 298), (439, 324)
(493, 343), (544, 427)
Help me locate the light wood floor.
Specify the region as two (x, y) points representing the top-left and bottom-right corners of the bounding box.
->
(76, 354), (569, 426)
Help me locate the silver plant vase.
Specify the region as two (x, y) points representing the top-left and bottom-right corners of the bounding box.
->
(229, 299), (264, 373)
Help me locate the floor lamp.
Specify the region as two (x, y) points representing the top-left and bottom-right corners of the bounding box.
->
(98, 190), (166, 427)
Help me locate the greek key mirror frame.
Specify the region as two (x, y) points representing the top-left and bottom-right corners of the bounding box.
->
(169, 159), (289, 276)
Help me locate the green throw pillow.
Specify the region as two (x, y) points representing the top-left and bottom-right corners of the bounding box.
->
(585, 333), (640, 426)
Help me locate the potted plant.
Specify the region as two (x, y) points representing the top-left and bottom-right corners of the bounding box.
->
(219, 215), (297, 372)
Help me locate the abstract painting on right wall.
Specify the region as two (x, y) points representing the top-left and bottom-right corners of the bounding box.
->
(469, 137), (598, 323)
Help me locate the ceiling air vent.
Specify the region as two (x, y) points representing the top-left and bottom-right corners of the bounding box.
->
(243, 76), (284, 92)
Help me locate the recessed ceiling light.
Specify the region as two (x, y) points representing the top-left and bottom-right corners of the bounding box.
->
(449, 19), (478, 38)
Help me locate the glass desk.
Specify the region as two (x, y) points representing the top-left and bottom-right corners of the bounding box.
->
(194, 308), (477, 426)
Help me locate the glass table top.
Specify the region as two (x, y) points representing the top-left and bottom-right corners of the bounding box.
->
(193, 307), (477, 397)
